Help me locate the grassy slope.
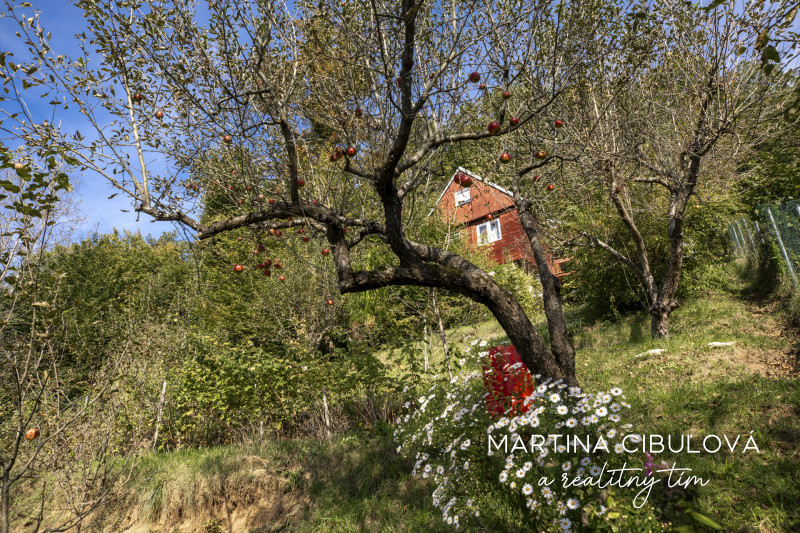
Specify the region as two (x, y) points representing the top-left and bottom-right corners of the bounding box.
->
(125, 262), (799, 532)
(572, 263), (800, 533)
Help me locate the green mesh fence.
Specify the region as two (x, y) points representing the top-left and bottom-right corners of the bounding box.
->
(728, 199), (800, 287)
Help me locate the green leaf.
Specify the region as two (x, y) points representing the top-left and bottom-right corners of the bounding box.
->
(761, 45), (780, 63)
(755, 29), (769, 51)
(702, 0), (727, 11)
(0, 180), (20, 193)
(689, 511), (723, 530)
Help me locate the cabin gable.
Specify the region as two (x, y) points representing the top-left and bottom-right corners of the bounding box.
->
(433, 168), (568, 277)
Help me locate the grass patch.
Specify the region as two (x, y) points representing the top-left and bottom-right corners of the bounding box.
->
(572, 262), (800, 532)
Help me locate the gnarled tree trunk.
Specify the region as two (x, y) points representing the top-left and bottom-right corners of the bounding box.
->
(517, 207), (578, 386)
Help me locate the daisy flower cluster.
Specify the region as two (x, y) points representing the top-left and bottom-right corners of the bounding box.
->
(393, 341), (648, 532)
(488, 378), (638, 530)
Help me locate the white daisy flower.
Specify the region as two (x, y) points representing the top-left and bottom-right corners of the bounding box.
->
(557, 405), (569, 415)
(567, 498), (580, 509)
(523, 483), (533, 495)
(610, 387), (622, 396)
(499, 472), (508, 483)
(589, 465), (602, 476)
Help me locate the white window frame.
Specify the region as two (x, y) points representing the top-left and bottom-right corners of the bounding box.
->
(454, 188), (471, 206)
(476, 219), (502, 245)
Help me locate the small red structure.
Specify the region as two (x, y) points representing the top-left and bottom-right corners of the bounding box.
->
(431, 168), (569, 276)
(483, 345), (535, 417)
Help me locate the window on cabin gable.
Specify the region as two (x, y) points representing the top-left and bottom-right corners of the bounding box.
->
(476, 219), (502, 245)
(454, 188), (471, 206)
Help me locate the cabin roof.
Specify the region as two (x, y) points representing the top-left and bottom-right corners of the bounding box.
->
(428, 167), (514, 217)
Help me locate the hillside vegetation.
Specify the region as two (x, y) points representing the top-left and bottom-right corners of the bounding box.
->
(55, 261), (797, 533)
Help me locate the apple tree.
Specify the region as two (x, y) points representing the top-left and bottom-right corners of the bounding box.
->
(473, 0), (797, 338)
(0, 0), (638, 386)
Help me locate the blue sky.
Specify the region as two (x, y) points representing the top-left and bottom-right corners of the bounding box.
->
(0, 0), (180, 241)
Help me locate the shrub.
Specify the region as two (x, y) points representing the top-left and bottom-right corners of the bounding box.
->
(393, 342), (666, 531)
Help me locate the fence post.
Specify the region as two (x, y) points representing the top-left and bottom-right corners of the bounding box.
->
(729, 224), (739, 254)
(736, 219), (748, 254)
(741, 218), (757, 255)
(767, 207), (799, 287)
(732, 221), (745, 255)
(728, 226), (737, 254)
(754, 220), (764, 243)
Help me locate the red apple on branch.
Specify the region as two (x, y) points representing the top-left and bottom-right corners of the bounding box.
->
(488, 121), (501, 135)
(509, 116), (519, 127)
(233, 264), (244, 273)
(155, 110), (164, 120)
(554, 120), (564, 128)
(469, 71), (481, 83)
(500, 152), (511, 164)
(535, 150), (547, 160)
(322, 248), (330, 256)
(132, 93), (143, 103)
(25, 428), (39, 440)
(547, 184), (555, 191)
(460, 175), (473, 187)
(223, 134), (233, 144)
(297, 179), (305, 187)
(501, 90), (511, 99)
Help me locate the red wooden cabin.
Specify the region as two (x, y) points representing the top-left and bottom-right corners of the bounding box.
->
(432, 168), (569, 277)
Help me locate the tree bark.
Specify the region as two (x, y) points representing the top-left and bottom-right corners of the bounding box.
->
(1, 467), (9, 533)
(517, 207), (578, 387)
(650, 306), (670, 339)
